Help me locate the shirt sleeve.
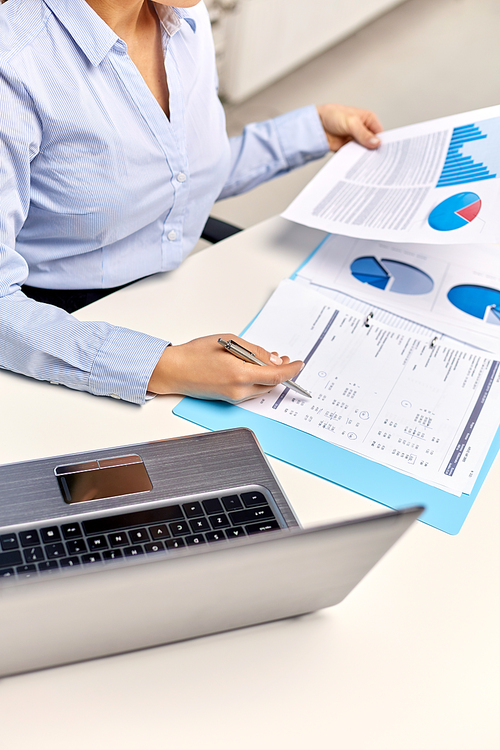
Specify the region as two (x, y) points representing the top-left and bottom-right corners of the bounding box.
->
(218, 105), (330, 200)
(0, 64), (168, 405)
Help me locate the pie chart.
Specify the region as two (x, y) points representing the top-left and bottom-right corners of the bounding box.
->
(447, 285), (500, 325)
(350, 256), (434, 295)
(428, 192), (482, 231)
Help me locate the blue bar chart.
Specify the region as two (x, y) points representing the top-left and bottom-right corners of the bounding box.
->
(437, 123), (497, 187)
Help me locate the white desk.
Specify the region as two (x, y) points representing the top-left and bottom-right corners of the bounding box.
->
(1, 217), (499, 750)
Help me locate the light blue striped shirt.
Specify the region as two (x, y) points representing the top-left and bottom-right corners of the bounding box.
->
(0, 0), (329, 404)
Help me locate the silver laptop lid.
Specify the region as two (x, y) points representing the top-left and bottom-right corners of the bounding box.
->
(0, 506), (422, 677)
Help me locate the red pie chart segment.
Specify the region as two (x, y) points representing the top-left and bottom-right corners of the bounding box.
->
(455, 199), (482, 223)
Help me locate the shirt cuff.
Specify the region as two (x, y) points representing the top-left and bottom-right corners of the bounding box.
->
(89, 327), (170, 405)
(273, 105), (330, 170)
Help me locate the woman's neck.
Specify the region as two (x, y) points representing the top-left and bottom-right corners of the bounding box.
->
(84, 0), (153, 41)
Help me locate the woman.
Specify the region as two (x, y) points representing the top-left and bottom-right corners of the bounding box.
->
(0, 0), (382, 404)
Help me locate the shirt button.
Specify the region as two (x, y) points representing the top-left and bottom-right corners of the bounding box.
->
(176, 172), (187, 183)
(167, 230), (177, 241)
(110, 393), (121, 400)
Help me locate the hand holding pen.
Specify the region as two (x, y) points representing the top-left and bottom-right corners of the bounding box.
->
(218, 339), (312, 398)
(148, 334), (308, 403)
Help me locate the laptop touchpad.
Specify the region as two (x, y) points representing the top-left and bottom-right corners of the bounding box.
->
(55, 455), (152, 504)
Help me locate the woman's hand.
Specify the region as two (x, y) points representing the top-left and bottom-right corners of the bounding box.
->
(148, 334), (304, 403)
(316, 103), (383, 152)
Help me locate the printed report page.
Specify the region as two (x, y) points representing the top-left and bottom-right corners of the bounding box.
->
(240, 280), (500, 495)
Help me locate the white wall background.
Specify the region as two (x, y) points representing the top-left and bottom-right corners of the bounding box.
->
(207, 0), (407, 102)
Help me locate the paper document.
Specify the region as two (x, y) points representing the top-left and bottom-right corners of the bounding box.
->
(239, 280), (500, 495)
(294, 234), (500, 355)
(282, 106), (500, 244)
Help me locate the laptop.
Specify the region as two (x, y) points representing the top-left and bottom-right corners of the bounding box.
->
(0, 427), (422, 677)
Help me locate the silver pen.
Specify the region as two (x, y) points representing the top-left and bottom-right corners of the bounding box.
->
(218, 338), (312, 399)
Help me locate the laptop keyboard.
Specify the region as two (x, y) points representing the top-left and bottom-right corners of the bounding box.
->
(0, 489), (282, 580)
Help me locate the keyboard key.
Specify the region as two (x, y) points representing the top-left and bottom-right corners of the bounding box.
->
(40, 526), (61, 543)
(16, 564), (37, 578)
(103, 549), (123, 561)
(150, 524), (170, 540)
(245, 520), (281, 535)
(124, 545), (144, 557)
(182, 501), (203, 518)
(166, 538), (185, 550)
(226, 527), (245, 539)
(129, 528), (150, 543)
(206, 530), (226, 543)
(202, 497), (223, 515)
(222, 495), (243, 512)
(108, 532), (129, 547)
(241, 491), (268, 508)
(82, 553), (102, 564)
(19, 530), (40, 547)
(66, 538), (87, 555)
(38, 560), (59, 572)
(45, 542), (66, 559)
(185, 534), (206, 546)
(145, 541), (165, 554)
(169, 521), (190, 537)
(0, 549), (23, 569)
(0, 568), (15, 578)
(209, 514), (230, 529)
(61, 523), (82, 539)
(0, 533), (19, 551)
(189, 518), (210, 533)
(60, 557), (81, 568)
(23, 546), (45, 563)
(83, 504), (183, 536)
(88, 535), (108, 551)
(229, 507), (274, 525)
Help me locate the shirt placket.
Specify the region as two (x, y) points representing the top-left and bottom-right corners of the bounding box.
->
(107, 30), (189, 271)
(159, 27), (190, 270)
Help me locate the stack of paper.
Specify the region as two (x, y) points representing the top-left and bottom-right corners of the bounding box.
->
(274, 104), (500, 500)
(175, 106), (500, 533)
(239, 278), (500, 498)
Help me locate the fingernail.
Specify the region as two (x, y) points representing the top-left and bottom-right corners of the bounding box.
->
(270, 353), (282, 365)
(369, 137), (380, 145)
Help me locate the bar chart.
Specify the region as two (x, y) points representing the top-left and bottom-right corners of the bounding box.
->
(437, 120), (500, 187)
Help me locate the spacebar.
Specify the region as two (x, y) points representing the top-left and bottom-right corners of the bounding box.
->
(83, 504), (184, 535)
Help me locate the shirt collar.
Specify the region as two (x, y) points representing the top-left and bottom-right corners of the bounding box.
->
(43, 0), (196, 68)
(155, 4), (197, 35)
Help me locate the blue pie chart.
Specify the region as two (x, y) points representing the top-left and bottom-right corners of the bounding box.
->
(447, 285), (500, 325)
(428, 192), (482, 231)
(350, 256), (434, 295)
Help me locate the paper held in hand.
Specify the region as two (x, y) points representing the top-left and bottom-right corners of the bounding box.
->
(282, 105), (500, 245)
